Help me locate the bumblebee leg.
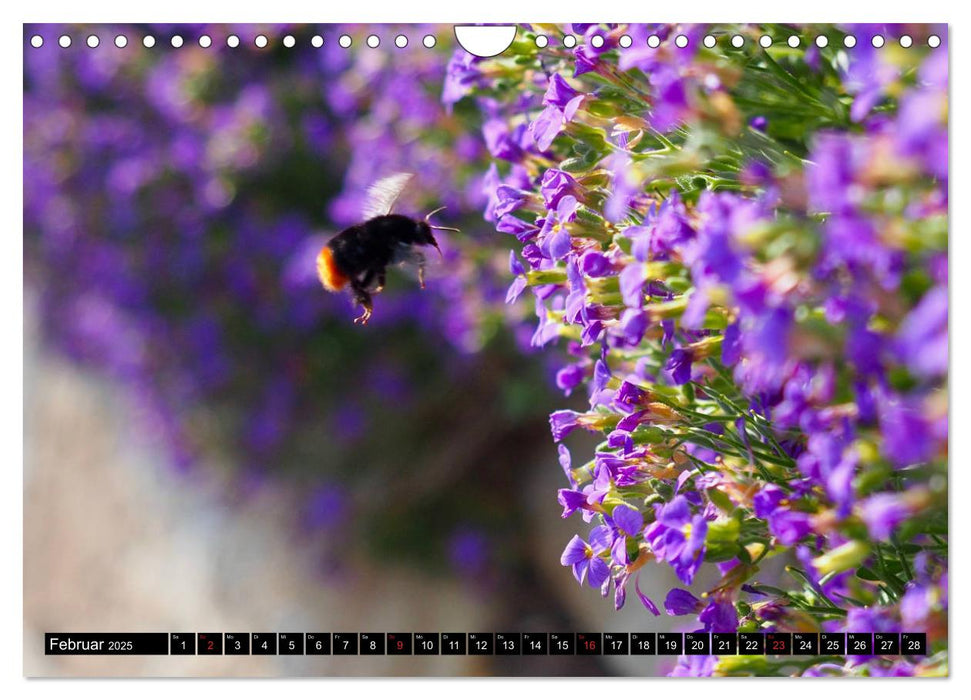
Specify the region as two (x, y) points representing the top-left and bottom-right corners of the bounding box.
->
(375, 271), (386, 293)
(350, 282), (373, 325)
(415, 252), (428, 289)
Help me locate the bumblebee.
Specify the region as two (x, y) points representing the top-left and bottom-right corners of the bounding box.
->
(316, 173), (458, 325)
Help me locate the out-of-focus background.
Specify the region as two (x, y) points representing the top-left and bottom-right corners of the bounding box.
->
(23, 23), (677, 676)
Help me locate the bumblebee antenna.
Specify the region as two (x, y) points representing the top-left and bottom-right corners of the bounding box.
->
(424, 205), (461, 235)
(424, 205), (447, 221)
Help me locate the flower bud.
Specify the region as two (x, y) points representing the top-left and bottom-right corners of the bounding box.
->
(811, 541), (871, 575)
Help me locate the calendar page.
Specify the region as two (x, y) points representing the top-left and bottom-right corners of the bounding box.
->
(23, 20), (949, 679)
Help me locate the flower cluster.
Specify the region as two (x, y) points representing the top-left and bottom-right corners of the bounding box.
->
(459, 23), (948, 676)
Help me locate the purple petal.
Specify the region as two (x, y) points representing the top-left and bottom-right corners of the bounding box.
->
(560, 535), (589, 565)
(634, 574), (661, 615)
(664, 588), (701, 616)
(587, 555), (610, 589)
(612, 503), (644, 537)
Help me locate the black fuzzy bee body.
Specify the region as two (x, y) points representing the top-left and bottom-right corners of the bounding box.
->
(328, 214), (438, 284)
(316, 174), (452, 325)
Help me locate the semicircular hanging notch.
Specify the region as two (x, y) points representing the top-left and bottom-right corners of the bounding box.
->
(453, 24), (518, 58)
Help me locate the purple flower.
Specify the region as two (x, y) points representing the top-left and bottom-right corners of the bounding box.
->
(664, 587), (701, 615)
(619, 263), (648, 309)
(555, 363), (585, 395)
(878, 396), (935, 467)
(895, 286), (947, 379)
(611, 503), (644, 537)
(767, 509), (812, 546)
(505, 251), (527, 304)
(753, 484), (812, 546)
(550, 410), (582, 441)
(841, 29), (900, 122)
(699, 599), (738, 633)
(540, 196), (580, 261)
(900, 582), (936, 628)
(442, 49), (481, 108)
(670, 655), (717, 677)
(614, 380), (649, 410)
(605, 152), (641, 223)
(736, 307), (792, 394)
(580, 250), (612, 277)
(560, 529), (611, 588)
(529, 75), (585, 151)
(544, 73), (582, 111)
(607, 429), (633, 454)
(665, 348), (694, 385)
(528, 105), (567, 151)
(722, 322), (741, 365)
(492, 184), (531, 218)
(618, 308), (648, 346)
(572, 30), (613, 77)
(497, 214), (537, 239)
(483, 119), (525, 162)
(644, 496), (708, 585)
(558, 489), (589, 518)
(647, 66), (691, 132)
(859, 493), (911, 540)
(540, 168), (582, 210)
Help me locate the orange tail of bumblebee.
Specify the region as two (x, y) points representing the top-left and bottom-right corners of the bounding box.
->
(317, 245), (349, 292)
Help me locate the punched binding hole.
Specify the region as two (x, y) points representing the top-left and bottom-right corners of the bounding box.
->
(311, 35), (323, 48)
(143, 36), (156, 48)
(255, 35), (268, 48)
(647, 35), (660, 48)
(759, 35), (772, 48)
(674, 34), (688, 48)
(535, 35), (549, 48)
(199, 35), (212, 48)
(58, 35), (71, 48)
(30, 35), (43, 48)
(87, 35), (100, 48)
(703, 35), (716, 48)
(283, 35), (296, 48)
(732, 35), (744, 48)
(618, 35), (632, 48)
(423, 35), (436, 48)
(563, 34), (577, 48)
(227, 35), (240, 48)
(815, 35), (828, 48)
(171, 35), (184, 48)
(928, 35), (941, 48)
(115, 35), (128, 48)
(367, 35), (380, 48)
(843, 35), (857, 48)
(339, 34), (352, 48)
(394, 35), (407, 48)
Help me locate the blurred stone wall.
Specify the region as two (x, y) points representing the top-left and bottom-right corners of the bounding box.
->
(24, 303), (677, 677)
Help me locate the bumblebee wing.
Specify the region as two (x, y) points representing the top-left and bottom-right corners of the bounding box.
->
(362, 172), (414, 220)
